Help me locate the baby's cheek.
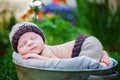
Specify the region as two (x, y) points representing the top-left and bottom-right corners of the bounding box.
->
(18, 47), (28, 55)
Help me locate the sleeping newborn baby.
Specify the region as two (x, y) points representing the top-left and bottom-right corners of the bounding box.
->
(9, 22), (110, 67)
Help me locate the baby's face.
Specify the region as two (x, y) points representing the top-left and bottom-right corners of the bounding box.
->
(17, 32), (44, 55)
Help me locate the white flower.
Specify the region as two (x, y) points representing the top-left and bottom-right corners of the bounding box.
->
(30, 0), (42, 8)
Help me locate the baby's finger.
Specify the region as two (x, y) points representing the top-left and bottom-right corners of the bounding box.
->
(22, 54), (31, 59)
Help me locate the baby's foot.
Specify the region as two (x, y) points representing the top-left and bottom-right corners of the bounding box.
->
(100, 51), (111, 66)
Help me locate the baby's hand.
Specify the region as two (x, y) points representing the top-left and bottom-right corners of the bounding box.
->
(22, 53), (40, 59)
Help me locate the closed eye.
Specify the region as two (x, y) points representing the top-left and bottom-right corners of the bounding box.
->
(31, 36), (37, 40)
(19, 41), (26, 48)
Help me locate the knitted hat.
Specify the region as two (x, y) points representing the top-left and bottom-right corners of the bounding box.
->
(72, 34), (103, 61)
(9, 22), (45, 52)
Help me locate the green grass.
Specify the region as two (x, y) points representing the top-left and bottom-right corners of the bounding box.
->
(0, 48), (120, 80)
(109, 51), (120, 79)
(0, 48), (18, 80)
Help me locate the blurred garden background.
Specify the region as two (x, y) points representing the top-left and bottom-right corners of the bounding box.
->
(0, 0), (120, 80)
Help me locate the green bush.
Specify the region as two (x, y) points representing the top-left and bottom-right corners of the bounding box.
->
(75, 0), (120, 51)
(35, 15), (83, 45)
(0, 9), (16, 56)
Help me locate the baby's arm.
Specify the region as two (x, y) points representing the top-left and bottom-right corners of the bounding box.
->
(100, 51), (111, 66)
(22, 53), (51, 60)
(22, 53), (59, 60)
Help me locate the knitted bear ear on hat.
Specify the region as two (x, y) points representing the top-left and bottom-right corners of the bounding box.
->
(9, 22), (45, 52)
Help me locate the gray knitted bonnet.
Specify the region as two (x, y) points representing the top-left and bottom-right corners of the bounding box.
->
(9, 22), (45, 52)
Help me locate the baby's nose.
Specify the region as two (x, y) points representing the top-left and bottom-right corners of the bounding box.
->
(27, 40), (33, 46)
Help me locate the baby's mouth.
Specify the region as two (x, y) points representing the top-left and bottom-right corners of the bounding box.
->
(30, 46), (38, 50)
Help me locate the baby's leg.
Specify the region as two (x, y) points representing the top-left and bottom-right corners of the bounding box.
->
(100, 51), (111, 66)
(78, 36), (103, 61)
